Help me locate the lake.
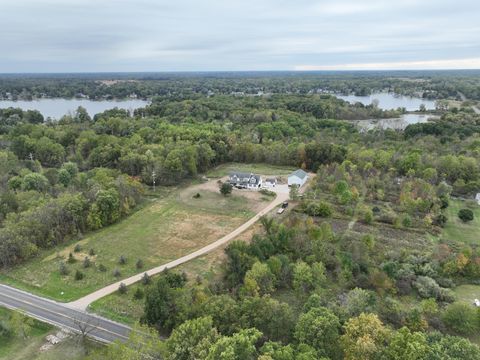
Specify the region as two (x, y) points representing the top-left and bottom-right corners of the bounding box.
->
(354, 113), (436, 131)
(336, 92), (437, 111)
(0, 98), (150, 119)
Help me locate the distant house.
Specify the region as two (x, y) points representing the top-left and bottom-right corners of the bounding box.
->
(476, 193), (480, 205)
(288, 169), (308, 187)
(264, 178), (277, 188)
(229, 172), (263, 189)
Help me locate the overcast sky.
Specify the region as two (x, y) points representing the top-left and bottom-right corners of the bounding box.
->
(1, 0), (479, 72)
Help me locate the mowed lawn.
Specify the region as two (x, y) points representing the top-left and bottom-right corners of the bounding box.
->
(442, 199), (480, 244)
(0, 182), (259, 302)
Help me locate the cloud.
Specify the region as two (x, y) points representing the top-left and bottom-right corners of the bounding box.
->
(0, 0), (478, 72)
(295, 58), (480, 71)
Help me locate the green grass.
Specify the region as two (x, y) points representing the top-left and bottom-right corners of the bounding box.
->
(89, 242), (228, 324)
(206, 162), (296, 178)
(0, 182), (258, 302)
(442, 199), (480, 244)
(0, 307), (95, 360)
(453, 284), (480, 304)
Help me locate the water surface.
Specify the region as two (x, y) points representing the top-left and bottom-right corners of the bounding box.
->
(0, 98), (150, 119)
(354, 114), (436, 131)
(336, 92), (436, 111)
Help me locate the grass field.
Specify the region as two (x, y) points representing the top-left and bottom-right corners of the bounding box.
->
(0, 181), (260, 302)
(0, 307), (94, 360)
(89, 224), (262, 324)
(453, 284), (480, 304)
(442, 199), (480, 244)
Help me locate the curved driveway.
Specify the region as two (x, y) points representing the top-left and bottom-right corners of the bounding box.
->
(67, 186), (289, 310)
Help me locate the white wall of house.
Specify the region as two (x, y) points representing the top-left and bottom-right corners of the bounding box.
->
(288, 175), (307, 187)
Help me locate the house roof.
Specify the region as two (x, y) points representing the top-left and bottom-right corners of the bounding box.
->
(229, 171), (261, 185)
(289, 169), (308, 179)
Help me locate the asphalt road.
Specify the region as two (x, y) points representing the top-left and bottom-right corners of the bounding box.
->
(0, 284), (131, 343)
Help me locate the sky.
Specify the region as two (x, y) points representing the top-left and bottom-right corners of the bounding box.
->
(1, 0), (479, 72)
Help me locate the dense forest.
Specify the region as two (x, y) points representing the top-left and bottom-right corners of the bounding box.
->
(1, 73), (480, 359)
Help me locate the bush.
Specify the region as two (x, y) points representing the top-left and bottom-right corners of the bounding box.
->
(433, 214), (448, 227)
(89, 248), (95, 256)
(73, 244), (82, 253)
(193, 192), (201, 199)
(59, 262), (69, 275)
(142, 272), (151, 285)
(113, 268), (121, 278)
(402, 215), (412, 228)
(220, 182), (233, 196)
(83, 256), (91, 268)
(118, 283), (128, 294)
(305, 201), (332, 217)
(98, 264), (107, 272)
(259, 189), (276, 197)
(362, 207), (374, 224)
(458, 208), (474, 222)
(442, 303), (479, 335)
(133, 287), (144, 300)
(74, 270), (84, 281)
(67, 252), (76, 264)
(413, 276), (454, 302)
(136, 259), (144, 269)
(119, 255), (127, 265)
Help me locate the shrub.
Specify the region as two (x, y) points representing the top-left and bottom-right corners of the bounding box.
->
(136, 259), (144, 269)
(67, 252), (76, 263)
(142, 272), (151, 285)
(59, 262), (69, 275)
(442, 303), (479, 335)
(113, 268), (121, 278)
(458, 209), (474, 222)
(133, 287), (144, 300)
(362, 207), (374, 224)
(402, 215), (412, 228)
(73, 244), (82, 253)
(74, 270), (84, 281)
(305, 201), (332, 217)
(259, 189), (276, 197)
(220, 182), (233, 196)
(83, 256), (91, 268)
(98, 264), (107, 272)
(89, 248), (95, 256)
(118, 283), (128, 294)
(119, 255), (127, 265)
(433, 214), (447, 227)
(413, 276), (454, 302)
(192, 192), (201, 199)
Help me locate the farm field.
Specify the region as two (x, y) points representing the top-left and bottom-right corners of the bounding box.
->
(0, 179), (266, 302)
(442, 199), (480, 244)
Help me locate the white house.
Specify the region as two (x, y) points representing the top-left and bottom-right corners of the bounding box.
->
(476, 193), (480, 205)
(288, 169), (308, 187)
(229, 172), (263, 189)
(264, 178), (277, 188)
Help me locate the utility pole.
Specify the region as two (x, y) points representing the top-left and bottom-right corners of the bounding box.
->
(152, 170), (156, 192)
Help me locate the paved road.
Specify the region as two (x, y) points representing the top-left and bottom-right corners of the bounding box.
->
(68, 187), (290, 310)
(0, 284), (131, 343)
